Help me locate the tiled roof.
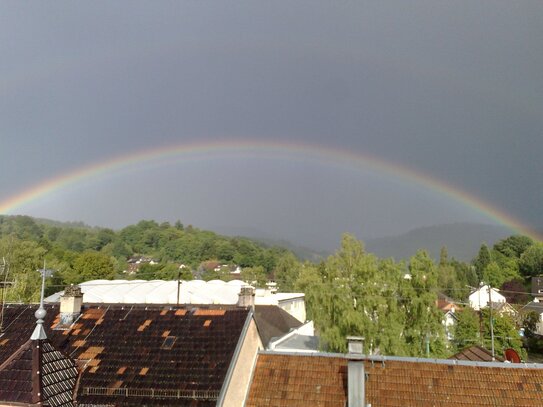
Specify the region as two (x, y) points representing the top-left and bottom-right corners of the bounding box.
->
(0, 339), (33, 403)
(41, 340), (79, 406)
(0, 303), (250, 406)
(0, 335), (77, 406)
(253, 305), (303, 346)
(450, 345), (504, 362)
(246, 352), (543, 407)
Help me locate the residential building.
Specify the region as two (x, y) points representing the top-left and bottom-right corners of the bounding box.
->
(0, 287), (261, 406)
(468, 284), (506, 311)
(531, 276), (543, 300)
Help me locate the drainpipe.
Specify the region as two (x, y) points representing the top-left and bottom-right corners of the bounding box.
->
(347, 336), (365, 407)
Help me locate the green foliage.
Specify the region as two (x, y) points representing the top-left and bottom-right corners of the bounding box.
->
(0, 215), (292, 301)
(241, 266), (267, 288)
(402, 250), (447, 357)
(473, 243), (491, 281)
(452, 308), (480, 351)
(494, 235), (533, 258)
(437, 253), (469, 301)
(63, 251), (116, 284)
(519, 243), (543, 278)
(300, 235), (445, 357)
(275, 252), (302, 292)
(0, 237), (46, 302)
(522, 311), (540, 337)
(453, 307), (526, 360)
(136, 262), (191, 280)
(480, 309), (525, 360)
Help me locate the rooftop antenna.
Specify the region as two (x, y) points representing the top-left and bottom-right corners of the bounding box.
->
(30, 260), (48, 340)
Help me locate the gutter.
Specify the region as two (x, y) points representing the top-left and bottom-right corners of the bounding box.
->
(216, 307), (254, 407)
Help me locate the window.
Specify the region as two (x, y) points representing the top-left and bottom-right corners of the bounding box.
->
(161, 336), (177, 350)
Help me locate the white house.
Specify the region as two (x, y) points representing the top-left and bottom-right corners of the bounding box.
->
(468, 284), (506, 311)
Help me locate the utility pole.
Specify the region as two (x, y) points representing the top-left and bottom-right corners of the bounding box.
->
(478, 282), (484, 345)
(488, 284), (495, 361)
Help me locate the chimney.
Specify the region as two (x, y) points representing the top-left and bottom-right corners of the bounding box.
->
(346, 336), (365, 407)
(59, 285), (83, 327)
(237, 286), (255, 308)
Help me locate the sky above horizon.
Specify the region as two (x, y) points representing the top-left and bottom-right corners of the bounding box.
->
(1, 1), (542, 250)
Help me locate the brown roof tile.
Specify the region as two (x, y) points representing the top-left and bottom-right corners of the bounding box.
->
(450, 345), (505, 362)
(246, 352), (543, 407)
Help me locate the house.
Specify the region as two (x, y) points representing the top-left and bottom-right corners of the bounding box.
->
(522, 299), (543, 336)
(468, 284), (506, 311)
(125, 256), (159, 274)
(490, 300), (518, 318)
(531, 276), (543, 300)
(449, 345), (504, 362)
(245, 338), (543, 407)
(0, 286), (262, 406)
(436, 293), (460, 341)
(254, 290), (306, 323)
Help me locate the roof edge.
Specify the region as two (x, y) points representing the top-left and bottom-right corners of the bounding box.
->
(258, 350), (543, 369)
(217, 307), (254, 407)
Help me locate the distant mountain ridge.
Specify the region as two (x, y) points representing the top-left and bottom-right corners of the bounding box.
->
(365, 223), (513, 262)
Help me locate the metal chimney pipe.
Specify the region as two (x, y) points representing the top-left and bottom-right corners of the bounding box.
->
(347, 336), (365, 407)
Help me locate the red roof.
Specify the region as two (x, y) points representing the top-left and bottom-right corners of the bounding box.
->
(246, 352), (543, 406)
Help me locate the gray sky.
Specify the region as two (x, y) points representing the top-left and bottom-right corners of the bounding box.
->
(1, 1), (542, 250)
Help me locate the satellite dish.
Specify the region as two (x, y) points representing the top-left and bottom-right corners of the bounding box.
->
(504, 348), (521, 363)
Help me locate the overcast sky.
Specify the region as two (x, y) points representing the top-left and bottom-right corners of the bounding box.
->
(1, 1), (542, 250)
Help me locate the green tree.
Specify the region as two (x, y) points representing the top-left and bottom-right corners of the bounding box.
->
(494, 235), (533, 258)
(473, 244), (491, 281)
(402, 250), (447, 357)
(65, 251), (116, 284)
(306, 235), (407, 355)
(452, 308), (480, 351)
(0, 237), (46, 302)
(241, 266), (267, 287)
(519, 243), (543, 278)
(275, 252), (302, 292)
(481, 309), (525, 360)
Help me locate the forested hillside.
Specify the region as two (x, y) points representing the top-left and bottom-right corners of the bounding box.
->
(0, 215), (291, 301)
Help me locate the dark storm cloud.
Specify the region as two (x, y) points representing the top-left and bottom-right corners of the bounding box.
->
(1, 1), (542, 248)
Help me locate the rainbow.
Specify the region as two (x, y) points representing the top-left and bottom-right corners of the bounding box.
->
(1, 139), (540, 240)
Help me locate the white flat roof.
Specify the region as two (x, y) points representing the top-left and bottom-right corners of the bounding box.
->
(44, 279), (304, 305)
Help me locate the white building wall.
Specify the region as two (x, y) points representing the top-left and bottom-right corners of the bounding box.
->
(468, 285), (506, 311)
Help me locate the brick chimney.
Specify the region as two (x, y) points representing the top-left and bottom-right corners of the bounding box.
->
(59, 285), (83, 327)
(346, 336), (365, 407)
(237, 286), (255, 308)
